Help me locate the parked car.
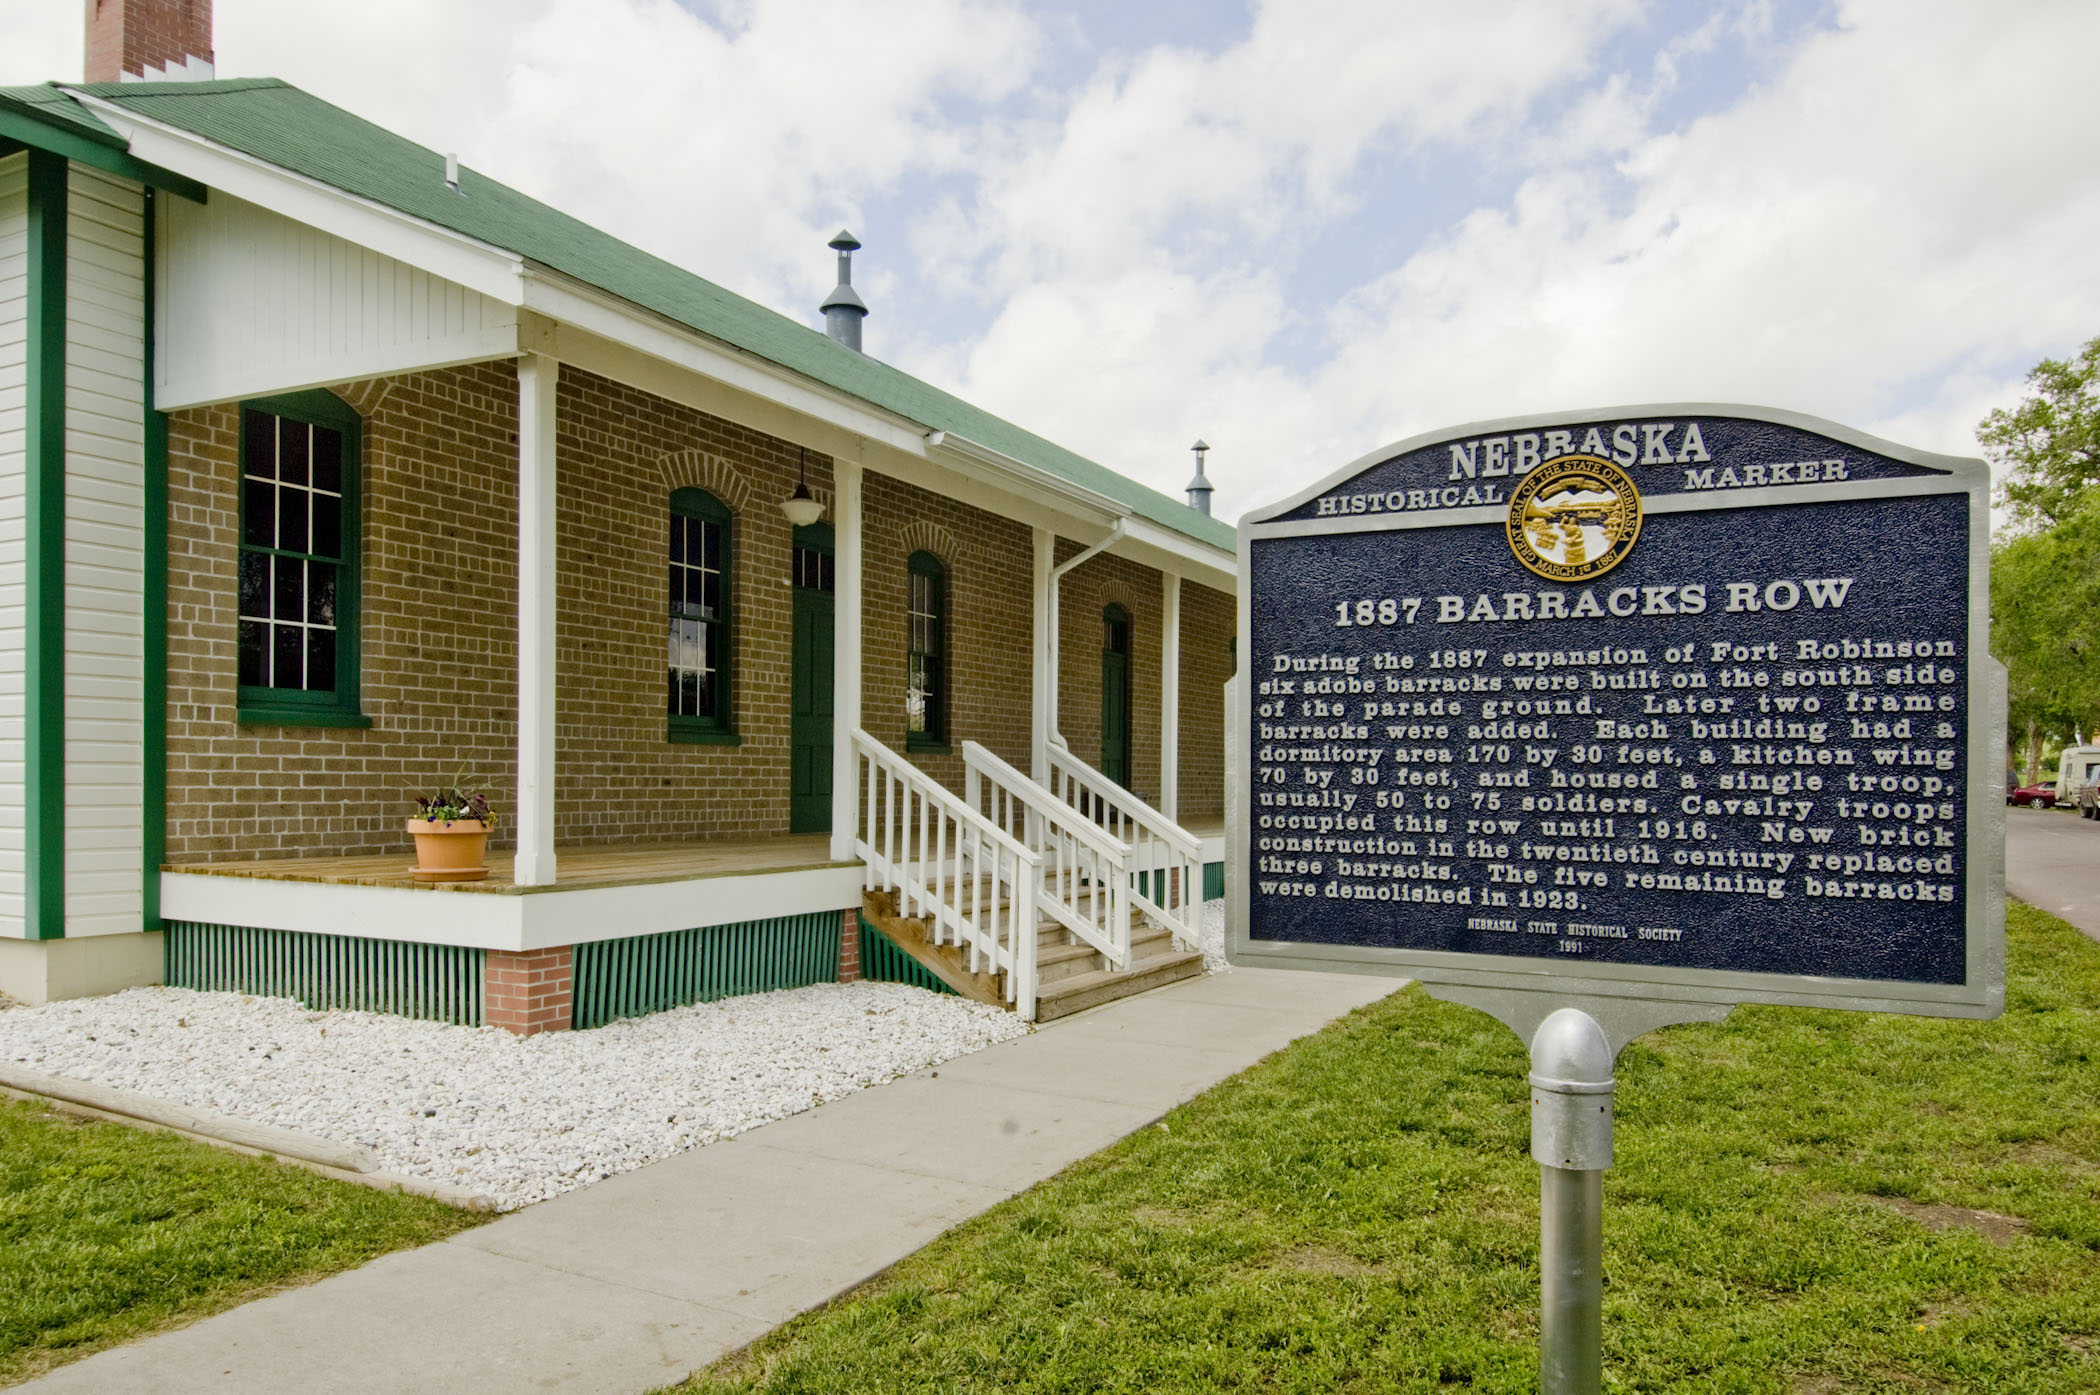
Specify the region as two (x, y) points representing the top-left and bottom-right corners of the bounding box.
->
(2010, 783), (2060, 807)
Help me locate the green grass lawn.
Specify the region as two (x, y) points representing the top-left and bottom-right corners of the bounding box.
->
(681, 901), (2100, 1394)
(0, 1100), (486, 1386)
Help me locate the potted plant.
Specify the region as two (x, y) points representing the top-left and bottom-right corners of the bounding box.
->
(407, 778), (495, 881)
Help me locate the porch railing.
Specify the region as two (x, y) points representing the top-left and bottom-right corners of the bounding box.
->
(1045, 739), (1204, 954)
(851, 729), (1042, 1020)
(961, 742), (1133, 971)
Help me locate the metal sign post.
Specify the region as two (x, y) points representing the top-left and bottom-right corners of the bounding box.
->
(1430, 990), (1729, 1393)
(1531, 1007), (1611, 1395)
(1230, 405), (2004, 1393)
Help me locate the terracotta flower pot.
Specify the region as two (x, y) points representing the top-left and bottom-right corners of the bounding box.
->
(406, 818), (491, 881)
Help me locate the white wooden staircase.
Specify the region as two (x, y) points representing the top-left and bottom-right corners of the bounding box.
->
(851, 731), (1207, 1021)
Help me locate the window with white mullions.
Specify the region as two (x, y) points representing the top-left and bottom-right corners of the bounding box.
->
(236, 390), (363, 724)
(668, 487), (732, 737)
(794, 540), (834, 592)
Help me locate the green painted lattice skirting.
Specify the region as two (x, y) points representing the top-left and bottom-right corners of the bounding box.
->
(165, 921), (485, 1025)
(573, 912), (844, 1029)
(857, 915), (956, 995)
(1131, 864), (1227, 904)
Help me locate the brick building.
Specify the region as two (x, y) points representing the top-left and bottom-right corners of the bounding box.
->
(0, 2), (1237, 1029)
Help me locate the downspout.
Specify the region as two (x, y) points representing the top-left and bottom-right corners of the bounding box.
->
(1046, 519), (1127, 754)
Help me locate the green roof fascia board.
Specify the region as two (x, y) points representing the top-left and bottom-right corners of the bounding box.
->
(0, 90), (206, 202)
(87, 79), (1233, 551)
(25, 150), (67, 940)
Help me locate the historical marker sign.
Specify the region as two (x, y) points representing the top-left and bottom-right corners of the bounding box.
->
(1231, 405), (2004, 1019)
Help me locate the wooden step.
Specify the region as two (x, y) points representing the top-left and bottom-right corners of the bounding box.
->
(1033, 948), (1206, 1022)
(863, 885), (1209, 1019)
(1035, 940), (1101, 986)
(1129, 920), (1181, 949)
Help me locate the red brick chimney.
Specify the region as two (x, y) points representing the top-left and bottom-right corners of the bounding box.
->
(84, 0), (215, 84)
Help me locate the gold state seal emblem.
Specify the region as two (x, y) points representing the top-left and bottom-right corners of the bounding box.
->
(1506, 454), (1643, 582)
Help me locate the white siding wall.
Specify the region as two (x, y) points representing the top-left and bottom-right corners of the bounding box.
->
(64, 166), (145, 938)
(0, 155), (28, 939)
(157, 191), (517, 408)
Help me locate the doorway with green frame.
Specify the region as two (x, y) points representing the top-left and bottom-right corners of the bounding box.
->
(790, 523), (835, 834)
(1101, 603), (1132, 788)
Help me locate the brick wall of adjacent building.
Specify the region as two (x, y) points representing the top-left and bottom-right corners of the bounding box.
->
(1178, 579), (1234, 821)
(165, 359), (1176, 862)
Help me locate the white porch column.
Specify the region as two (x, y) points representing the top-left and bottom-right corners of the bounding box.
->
(1161, 571), (1181, 820)
(1031, 526), (1054, 782)
(515, 354), (559, 886)
(829, 457), (863, 862)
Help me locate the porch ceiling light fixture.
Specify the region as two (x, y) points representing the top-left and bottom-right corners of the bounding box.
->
(781, 447), (824, 526)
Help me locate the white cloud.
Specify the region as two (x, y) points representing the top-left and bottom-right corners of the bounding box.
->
(212, 0), (1040, 310)
(8, 0), (2091, 529)
(933, 0), (1642, 293)
(912, 0), (2100, 518)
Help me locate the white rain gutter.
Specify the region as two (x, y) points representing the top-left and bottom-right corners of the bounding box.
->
(924, 430), (1127, 521)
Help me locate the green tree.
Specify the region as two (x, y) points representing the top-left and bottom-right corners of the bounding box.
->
(1982, 334), (2100, 776)
(1980, 333), (2100, 532)
(1991, 523), (2100, 779)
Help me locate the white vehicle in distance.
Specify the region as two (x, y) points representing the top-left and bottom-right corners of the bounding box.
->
(2061, 744), (2100, 818)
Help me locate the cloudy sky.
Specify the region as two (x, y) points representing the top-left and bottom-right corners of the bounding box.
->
(7, 0), (2097, 520)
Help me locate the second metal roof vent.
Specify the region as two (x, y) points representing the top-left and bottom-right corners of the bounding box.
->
(820, 230), (868, 352)
(1186, 439), (1214, 516)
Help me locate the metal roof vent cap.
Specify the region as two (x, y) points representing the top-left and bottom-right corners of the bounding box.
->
(1185, 439), (1214, 516)
(819, 230), (868, 352)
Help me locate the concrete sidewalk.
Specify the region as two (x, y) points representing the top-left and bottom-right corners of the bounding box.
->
(2006, 805), (2100, 943)
(21, 967), (1396, 1395)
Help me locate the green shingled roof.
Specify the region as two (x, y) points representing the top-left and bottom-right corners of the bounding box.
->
(40, 78), (1233, 552)
(0, 84), (124, 143)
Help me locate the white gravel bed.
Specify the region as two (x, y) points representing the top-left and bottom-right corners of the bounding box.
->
(0, 981), (1028, 1210)
(1199, 897), (1230, 973)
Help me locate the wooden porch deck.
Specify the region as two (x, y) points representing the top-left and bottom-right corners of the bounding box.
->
(164, 834), (848, 896)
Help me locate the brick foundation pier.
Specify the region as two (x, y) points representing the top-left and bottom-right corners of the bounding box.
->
(486, 947), (573, 1035)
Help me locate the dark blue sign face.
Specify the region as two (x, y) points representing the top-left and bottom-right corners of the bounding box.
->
(1246, 421), (1972, 987)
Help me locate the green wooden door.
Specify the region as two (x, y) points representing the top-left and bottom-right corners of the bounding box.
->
(1101, 604), (1131, 788)
(790, 527), (835, 835)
